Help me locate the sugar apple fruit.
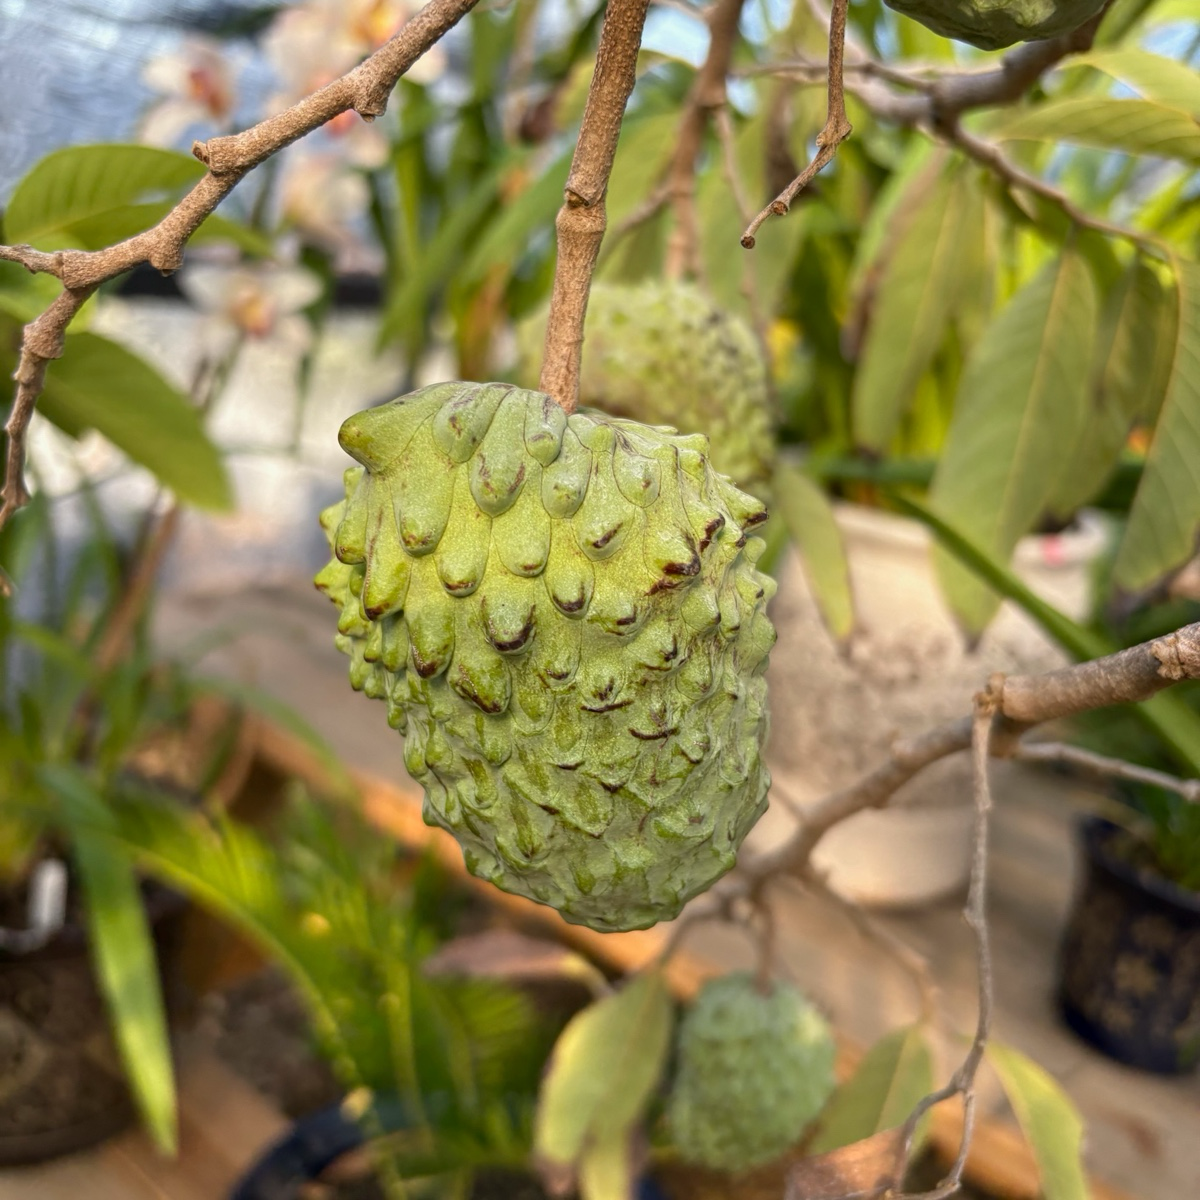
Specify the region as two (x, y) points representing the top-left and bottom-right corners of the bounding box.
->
(518, 281), (775, 496)
(882, 0), (1108, 50)
(667, 972), (836, 1172)
(316, 382), (776, 933)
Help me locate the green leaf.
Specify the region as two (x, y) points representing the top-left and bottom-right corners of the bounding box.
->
(773, 462), (855, 640)
(853, 162), (984, 450)
(534, 970), (672, 1175)
(987, 1043), (1087, 1200)
(579, 1132), (634, 1200)
(930, 248), (1098, 634)
(1049, 256), (1171, 517)
(1113, 257), (1200, 592)
(1075, 50), (1200, 115)
(38, 332), (231, 510)
(996, 98), (1200, 163)
(809, 1026), (934, 1155)
(44, 765), (177, 1155)
(3, 145), (205, 249)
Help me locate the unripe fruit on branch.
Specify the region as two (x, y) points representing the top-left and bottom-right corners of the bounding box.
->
(882, 0), (1108, 50)
(317, 382), (776, 932)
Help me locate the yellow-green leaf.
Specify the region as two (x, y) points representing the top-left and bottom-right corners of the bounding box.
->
(579, 1132), (635, 1200)
(534, 970), (671, 1173)
(853, 162), (984, 451)
(773, 462), (855, 641)
(809, 1026), (934, 1155)
(987, 1042), (1087, 1200)
(996, 98), (1200, 163)
(1049, 256), (1171, 517)
(1113, 257), (1200, 591)
(930, 248), (1097, 633)
(1075, 49), (1200, 116)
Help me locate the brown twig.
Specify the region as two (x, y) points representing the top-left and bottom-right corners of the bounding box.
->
(538, 0), (652, 411)
(1015, 740), (1200, 804)
(890, 691), (998, 1200)
(741, 0), (851, 248)
(0, 0), (482, 542)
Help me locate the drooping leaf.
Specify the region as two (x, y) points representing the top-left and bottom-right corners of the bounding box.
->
(987, 1042), (1087, 1200)
(3, 145), (204, 248)
(996, 98), (1200, 163)
(579, 1131), (636, 1200)
(1074, 49), (1200, 115)
(1049, 256), (1172, 517)
(44, 765), (177, 1155)
(853, 162), (984, 450)
(929, 248), (1098, 633)
(1113, 257), (1200, 592)
(38, 332), (231, 510)
(773, 462), (855, 641)
(534, 970), (672, 1185)
(809, 1026), (934, 1155)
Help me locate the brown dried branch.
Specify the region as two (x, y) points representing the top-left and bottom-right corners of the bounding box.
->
(741, 0), (851, 248)
(538, 0), (652, 411)
(0, 0), (481, 542)
(1015, 740), (1200, 803)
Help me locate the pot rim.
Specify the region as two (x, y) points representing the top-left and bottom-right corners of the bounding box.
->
(1079, 815), (1200, 916)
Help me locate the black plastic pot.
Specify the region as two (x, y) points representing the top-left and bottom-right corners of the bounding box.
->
(231, 1099), (670, 1200)
(1057, 816), (1200, 1074)
(0, 878), (187, 1165)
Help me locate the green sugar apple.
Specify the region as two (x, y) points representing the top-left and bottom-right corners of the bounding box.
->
(667, 972), (836, 1172)
(315, 382), (776, 932)
(883, 0), (1108, 49)
(518, 281), (775, 496)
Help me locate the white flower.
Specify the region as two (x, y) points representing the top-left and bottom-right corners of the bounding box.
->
(178, 263), (322, 356)
(278, 149), (373, 257)
(139, 36), (241, 147)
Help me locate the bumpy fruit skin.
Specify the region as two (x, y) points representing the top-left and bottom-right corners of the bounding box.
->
(315, 382), (776, 932)
(667, 972), (836, 1172)
(518, 282), (775, 496)
(883, 0), (1107, 49)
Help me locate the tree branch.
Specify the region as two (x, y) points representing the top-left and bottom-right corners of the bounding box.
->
(538, 0), (652, 412)
(741, 0), (851, 248)
(0, 0), (481, 542)
(1014, 740), (1200, 803)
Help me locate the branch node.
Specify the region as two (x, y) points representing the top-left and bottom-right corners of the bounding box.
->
(191, 139), (211, 166)
(1151, 628), (1200, 682)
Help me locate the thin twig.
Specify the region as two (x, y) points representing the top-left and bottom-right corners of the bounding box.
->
(1015, 740), (1200, 804)
(0, 0), (481, 541)
(890, 689), (997, 1200)
(741, 0), (851, 248)
(538, 0), (652, 411)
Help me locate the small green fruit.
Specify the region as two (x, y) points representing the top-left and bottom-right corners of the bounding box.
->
(518, 281), (775, 496)
(882, 0), (1107, 50)
(667, 972), (836, 1172)
(317, 382), (776, 932)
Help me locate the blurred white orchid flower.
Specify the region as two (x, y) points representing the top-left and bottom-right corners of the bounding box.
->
(140, 36), (242, 146)
(278, 149), (375, 262)
(179, 263), (323, 356)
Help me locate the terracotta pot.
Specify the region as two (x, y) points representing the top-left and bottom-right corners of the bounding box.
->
(0, 879), (187, 1166)
(1058, 817), (1200, 1074)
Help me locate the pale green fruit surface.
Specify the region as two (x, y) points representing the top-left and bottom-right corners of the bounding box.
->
(883, 0), (1107, 49)
(667, 972), (836, 1172)
(316, 382), (776, 932)
(518, 281), (774, 496)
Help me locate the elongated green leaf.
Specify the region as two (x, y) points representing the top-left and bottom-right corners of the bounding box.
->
(3, 145), (205, 248)
(773, 462), (855, 640)
(809, 1026), (934, 1155)
(853, 162), (986, 450)
(44, 765), (177, 1155)
(1114, 258), (1200, 591)
(1050, 257), (1170, 517)
(534, 970), (672, 1172)
(579, 1132), (634, 1200)
(930, 248), (1098, 633)
(39, 333), (231, 510)
(987, 1043), (1087, 1200)
(996, 98), (1200, 163)
(1075, 50), (1200, 115)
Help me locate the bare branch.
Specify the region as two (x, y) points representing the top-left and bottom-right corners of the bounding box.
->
(741, 0), (851, 248)
(0, 0), (481, 539)
(538, 0), (652, 411)
(1016, 740), (1200, 804)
